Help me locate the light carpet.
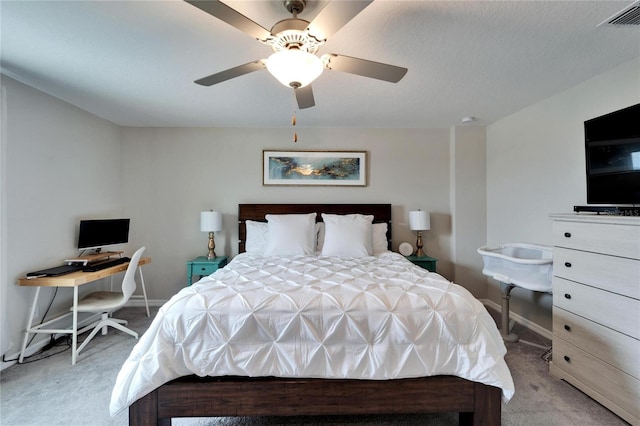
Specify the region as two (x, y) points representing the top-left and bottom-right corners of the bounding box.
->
(0, 307), (628, 425)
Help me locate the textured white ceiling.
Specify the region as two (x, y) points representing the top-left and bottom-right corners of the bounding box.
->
(1, 0), (639, 128)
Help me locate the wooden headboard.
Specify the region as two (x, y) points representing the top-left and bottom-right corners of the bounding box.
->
(238, 204), (392, 253)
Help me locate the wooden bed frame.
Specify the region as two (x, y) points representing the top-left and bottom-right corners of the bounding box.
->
(128, 204), (502, 425)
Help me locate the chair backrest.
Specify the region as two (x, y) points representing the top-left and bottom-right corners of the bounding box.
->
(121, 247), (145, 301)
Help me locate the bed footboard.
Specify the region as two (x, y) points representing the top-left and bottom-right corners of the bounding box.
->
(129, 376), (501, 426)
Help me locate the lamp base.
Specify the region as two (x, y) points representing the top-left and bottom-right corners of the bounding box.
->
(207, 232), (217, 260)
(415, 231), (426, 257)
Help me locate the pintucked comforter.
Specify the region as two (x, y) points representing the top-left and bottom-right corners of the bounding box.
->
(110, 252), (514, 415)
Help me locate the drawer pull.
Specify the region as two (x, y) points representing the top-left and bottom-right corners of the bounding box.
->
(563, 355), (570, 363)
(564, 324), (571, 332)
(564, 262), (572, 268)
(564, 232), (571, 238)
(200, 267), (207, 271)
(564, 293), (572, 299)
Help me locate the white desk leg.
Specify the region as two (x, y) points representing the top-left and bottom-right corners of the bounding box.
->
(138, 266), (150, 317)
(71, 286), (79, 365)
(18, 287), (41, 363)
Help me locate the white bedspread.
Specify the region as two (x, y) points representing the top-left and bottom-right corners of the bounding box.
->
(110, 252), (514, 415)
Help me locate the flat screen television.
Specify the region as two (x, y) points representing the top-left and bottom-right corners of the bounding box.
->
(77, 218), (130, 251)
(584, 103), (640, 205)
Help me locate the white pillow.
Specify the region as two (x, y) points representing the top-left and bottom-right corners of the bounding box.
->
(316, 222), (389, 254)
(317, 221), (388, 253)
(264, 213), (317, 256)
(372, 222), (389, 253)
(245, 220), (269, 253)
(321, 213), (373, 257)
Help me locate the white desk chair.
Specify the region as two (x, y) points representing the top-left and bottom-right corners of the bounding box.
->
(74, 246), (146, 356)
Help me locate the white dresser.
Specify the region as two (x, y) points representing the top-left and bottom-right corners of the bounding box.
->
(549, 214), (639, 425)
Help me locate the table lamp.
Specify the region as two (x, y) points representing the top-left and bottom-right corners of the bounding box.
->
(409, 210), (430, 257)
(200, 210), (222, 259)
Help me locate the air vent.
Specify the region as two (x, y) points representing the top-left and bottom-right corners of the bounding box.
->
(599, 1), (640, 26)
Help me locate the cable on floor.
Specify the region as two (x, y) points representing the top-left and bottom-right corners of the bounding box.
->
(8, 336), (71, 364)
(2, 288), (60, 363)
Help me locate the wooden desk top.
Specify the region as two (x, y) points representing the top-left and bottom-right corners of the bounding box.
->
(18, 257), (151, 287)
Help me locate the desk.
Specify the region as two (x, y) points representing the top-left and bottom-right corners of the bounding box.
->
(17, 256), (151, 365)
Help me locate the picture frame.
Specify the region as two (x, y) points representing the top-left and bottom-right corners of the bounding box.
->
(263, 150), (367, 186)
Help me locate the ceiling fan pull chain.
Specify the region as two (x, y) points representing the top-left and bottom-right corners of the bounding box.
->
(292, 113), (297, 142)
(292, 89), (298, 142)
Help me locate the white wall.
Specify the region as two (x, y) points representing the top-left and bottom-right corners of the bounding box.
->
(451, 126), (487, 298)
(1, 76), (122, 360)
(485, 57), (640, 330)
(121, 127), (478, 300)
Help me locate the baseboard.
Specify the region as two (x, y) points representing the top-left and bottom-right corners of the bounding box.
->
(480, 298), (553, 341)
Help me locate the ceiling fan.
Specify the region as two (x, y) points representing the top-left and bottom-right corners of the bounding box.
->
(185, 0), (408, 109)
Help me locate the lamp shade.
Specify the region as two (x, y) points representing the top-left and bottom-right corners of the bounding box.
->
(200, 211), (222, 232)
(409, 210), (430, 231)
(266, 49), (323, 88)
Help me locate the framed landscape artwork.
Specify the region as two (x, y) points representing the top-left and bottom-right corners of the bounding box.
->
(263, 150), (367, 186)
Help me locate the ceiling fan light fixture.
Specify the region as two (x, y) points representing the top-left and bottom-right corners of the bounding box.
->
(266, 49), (323, 88)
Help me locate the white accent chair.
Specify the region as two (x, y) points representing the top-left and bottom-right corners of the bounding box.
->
(74, 246), (146, 356)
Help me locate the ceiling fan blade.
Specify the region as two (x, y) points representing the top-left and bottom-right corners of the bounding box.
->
(322, 54), (407, 83)
(306, 1), (373, 42)
(194, 60), (266, 86)
(295, 85), (315, 109)
(185, 0), (271, 41)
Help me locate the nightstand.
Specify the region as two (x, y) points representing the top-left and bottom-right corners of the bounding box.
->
(186, 256), (228, 286)
(405, 255), (438, 272)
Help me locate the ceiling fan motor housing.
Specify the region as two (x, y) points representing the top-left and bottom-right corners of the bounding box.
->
(284, 0), (306, 15)
(267, 25), (322, 53)
(267, 0), (322, 54)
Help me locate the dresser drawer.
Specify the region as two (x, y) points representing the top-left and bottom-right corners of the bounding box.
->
(553, 221), (640, 259)
(552, 338), (640, 420)
(553, 247), (640, 299)
(190, 262), (221, 276)
(553, 277), (640, 339)
(553, 308), (640, 379)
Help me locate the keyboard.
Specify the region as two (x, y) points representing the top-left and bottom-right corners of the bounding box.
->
(27, 264), (82, 277)
(82, 257), (130, 272)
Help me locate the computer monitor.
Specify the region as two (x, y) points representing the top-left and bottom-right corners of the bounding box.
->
(77, 218), (130, 252)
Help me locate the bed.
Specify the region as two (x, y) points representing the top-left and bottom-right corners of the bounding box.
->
(113, 203), (513, 425)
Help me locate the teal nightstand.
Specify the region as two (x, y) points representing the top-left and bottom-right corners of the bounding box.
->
(186, 256), (228, 286)
(405, 255), (438, 272)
